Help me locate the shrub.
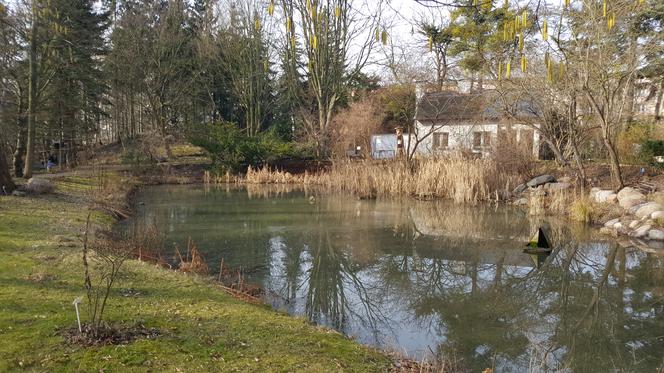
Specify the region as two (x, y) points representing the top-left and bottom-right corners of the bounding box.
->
(191, 122), (302, 173)
(618, 122), (652, 163)
(641, 139), (664, 163)
(25, 178), (55, 194)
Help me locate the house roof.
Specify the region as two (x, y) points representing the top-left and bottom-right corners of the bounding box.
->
(415, 90), (538, 123)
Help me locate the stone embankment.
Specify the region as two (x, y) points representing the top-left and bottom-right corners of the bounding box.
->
(592, 186), (664, 247)
(512, 174), (572, 206)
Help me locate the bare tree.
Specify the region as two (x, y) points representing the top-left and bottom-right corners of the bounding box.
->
(329, 94), (384, 157)
(278, 0), (383, 155)
(564, 0), (649, 189)
(218, 1), (272, 137)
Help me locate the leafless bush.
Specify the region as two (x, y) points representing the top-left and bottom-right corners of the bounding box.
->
(329, 96), (384, 158)
(493, 129), (539, 181)
(81, 213), (134, 337)
(25, 177), (55, 194)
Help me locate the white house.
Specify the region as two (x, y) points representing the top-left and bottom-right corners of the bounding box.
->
(634, 78), (663, 118)
(412, 89), (541, 158)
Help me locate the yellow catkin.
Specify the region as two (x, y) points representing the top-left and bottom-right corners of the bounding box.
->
(603, 0), (607, 17)
(498, 62), (503, 80)
(519, 31), (524, 51)
(521, 54), (527, 72)
(522, 10), (527, 28)
(335, 6), (341, 18)
(608, 12), (615, 30)
(559, 63), (565, 78)
(254, 19), (261, 30)
(428, 35), (433, 52)
(268, 0), (274, 16)
(565, 0), (570, 7)
(381, 30), (388, 45)
(375, 27), (380, 42)
(286, 17), (292, 32)
(542, 19), (548, 40)
(506, 61), (511, 78)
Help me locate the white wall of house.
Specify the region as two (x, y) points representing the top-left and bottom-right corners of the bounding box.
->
(635, 80), (660, 117)
(370, 134), (412, 159)
(413, 121), (540, 158)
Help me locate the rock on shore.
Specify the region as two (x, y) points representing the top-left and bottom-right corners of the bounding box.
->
(596, 186), (664, 245)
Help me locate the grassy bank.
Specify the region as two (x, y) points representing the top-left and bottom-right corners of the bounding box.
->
(0, 173), (391, 372)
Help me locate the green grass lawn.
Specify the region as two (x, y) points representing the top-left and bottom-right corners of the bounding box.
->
(0, 176), (391, 372)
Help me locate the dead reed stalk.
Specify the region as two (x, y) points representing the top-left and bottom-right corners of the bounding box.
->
(239, 157), (518, 204)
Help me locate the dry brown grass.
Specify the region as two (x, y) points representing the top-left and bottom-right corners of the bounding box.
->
(175, 238), (209, 275)
(245, 166), (304, 184)
(239, 157), (521, 204)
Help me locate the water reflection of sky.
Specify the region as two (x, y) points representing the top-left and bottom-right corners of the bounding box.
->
(125, 184), (664, 372)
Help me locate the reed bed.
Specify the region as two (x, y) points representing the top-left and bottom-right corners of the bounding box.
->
(241, 157), (520, 204)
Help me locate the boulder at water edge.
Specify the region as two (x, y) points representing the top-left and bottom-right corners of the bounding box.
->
(649, 229), (664, 240)
(512, 183), (528, 195)
(635, 202), (664, 219)
(594, 190), (617, 203)
(545, 182), (571, 191)
(604, 218), (620, 228)
(526, 175), (556, 188)
(617, 187), (646, 209)
(652, 211), (664, 220)
(632, 224), (652, 238)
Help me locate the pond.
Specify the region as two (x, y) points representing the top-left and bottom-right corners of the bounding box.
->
(124, 184), (664, 372)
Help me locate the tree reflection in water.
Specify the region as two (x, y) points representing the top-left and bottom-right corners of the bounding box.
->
(127, 185), (664, 371)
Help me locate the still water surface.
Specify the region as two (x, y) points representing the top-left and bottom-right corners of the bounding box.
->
(126, 184), (664, 372)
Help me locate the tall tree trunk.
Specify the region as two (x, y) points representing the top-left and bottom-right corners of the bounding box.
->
(624, 34), (638, 124)
(655, 80), (664, 121)
(13, 123), (26, 178)
(23, 2), (39, 179)
(0, 145), (15, 194)
(603, 134), (623, 190)
(569, 99), (587, 188)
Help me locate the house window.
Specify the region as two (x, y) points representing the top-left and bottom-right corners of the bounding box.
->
(433, 132), (449, 150)
(473, 131), (492, 149)
(473, 132), (482, 148)
(482, 131), (492, 146)
(519, 129), (534, 152)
